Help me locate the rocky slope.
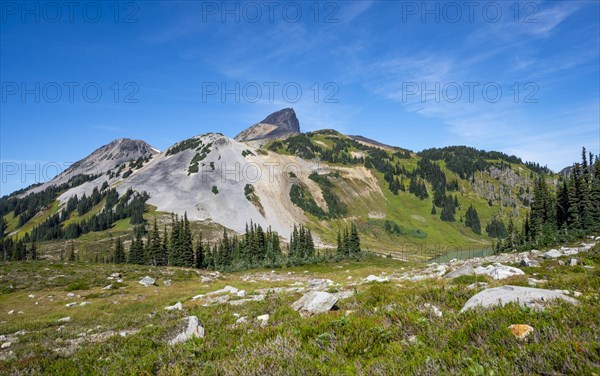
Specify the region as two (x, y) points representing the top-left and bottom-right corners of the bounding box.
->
(234, 108), (300, 142)
(26, 138), (157, 196)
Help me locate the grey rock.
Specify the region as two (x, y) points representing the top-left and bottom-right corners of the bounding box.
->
(474, 264), (524, 280)
(520, 257), (540, 267)
(66, 302), (77, 307)
(163, 280), (172, 286)
(256, 314), (269, 327)
(307, 278), (333, 290)
(362, 275), (390, 283)
(466, 282), (489, 290)
(570, 258), (578, 266)
(461, 285), (578, 312)
(527, 278), (547, 287)
(138, 276), (155, 287)
(208, 286), (239, 295)
(228, 294), (265, 306)
(169, 316), (205, 345)
(444, 264), (474, 279)
(165, 302), (183, 311)
(291, 291), (338, 316)
(424, 303), (443, 317)
(543, 249), (562, 259)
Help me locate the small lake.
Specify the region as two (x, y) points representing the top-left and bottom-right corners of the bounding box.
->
(428, 247), (495, 264)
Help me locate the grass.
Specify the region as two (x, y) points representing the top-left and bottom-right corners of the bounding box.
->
(1, 243), (599, 374)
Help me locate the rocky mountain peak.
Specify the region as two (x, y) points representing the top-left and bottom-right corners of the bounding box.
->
(260, 108), (300, 133)
(234, 108), (301, 142)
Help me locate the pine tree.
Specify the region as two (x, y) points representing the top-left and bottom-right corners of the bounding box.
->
(592, 158), (600, 224)
(169, 215), (182, 266)
(343, 226), (350, 256)
(147, 219), (162, 266)
(195, 234), (204, 268)
(204, 242), (214, 269)
(113, 237), (126, 264)
(567, 167), (582, 229)
(128, 227), (145, 264)
(181, 213), (195, 267)
(29, 241), (37, 260)
(464, 205), (481, 234)
(431, 205), (436, 215)
(349, 223), (361, 257)
(440, 196), (456, 222)
(0, 217), (7, 238)
(68, 240), (76, 262)
(486, 217), (508, 239)
(556, 178), (570, 229)
(336, 229), (343, 257)
(161, 225), (169, 266)
(579, 148), (594, 229)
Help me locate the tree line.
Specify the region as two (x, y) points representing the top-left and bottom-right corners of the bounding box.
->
(496, 148), (600, 251)
(110, 215), (362, 272)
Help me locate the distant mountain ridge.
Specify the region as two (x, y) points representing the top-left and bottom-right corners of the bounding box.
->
(5, 107), (553, 251)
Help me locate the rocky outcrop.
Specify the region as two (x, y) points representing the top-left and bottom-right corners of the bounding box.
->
(139, 276), (155, 287)
(444, 264), (474, 279)
(169, 316), (205, 345)
(291, 291), (338, 316)
(235, 108), (300, 142)
(474, 264), (524, 280)
(460, 285), (578, 312)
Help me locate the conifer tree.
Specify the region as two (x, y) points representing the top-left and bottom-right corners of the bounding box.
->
(29, 240), (37, 260)
(147, 218), (162, 266)
(195, 234), (204, 269)
(128, 227), (145, 264)
(349, 223), (361, 257)
(440, 196), (456, 222)
(592, 159), (600, 223)
(161, 225), (169, 266)
(336, 229), (343, 256)
(181, 213), (195, 267)
(68, 240), (76, 262)
(113, 237), (126, 264)
(464, 205), (481, 234)
(0, 217), (7, 238)
(556, 178), (570, 229)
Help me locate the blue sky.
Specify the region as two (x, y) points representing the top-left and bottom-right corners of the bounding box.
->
(1, 0), (599, 196)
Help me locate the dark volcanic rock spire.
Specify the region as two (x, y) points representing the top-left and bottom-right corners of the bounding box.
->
(234, 108), (301, 142)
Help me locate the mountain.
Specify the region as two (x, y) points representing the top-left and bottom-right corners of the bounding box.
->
(26, 138), (157, 195)
(2, 108), (549, 254)
(234, 108), (300, 142)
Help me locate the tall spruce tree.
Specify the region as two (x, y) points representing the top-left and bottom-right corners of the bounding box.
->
(113, 237), (126, 264)
(195, 234), (204, 269)
(464, 205), (481, 234)
(147, 218), (162, 266)
(181, 213), (195, 267)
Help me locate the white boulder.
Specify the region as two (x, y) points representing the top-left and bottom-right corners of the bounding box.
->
(169, 316), (205, 345)
(461, 285), (578, 312)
